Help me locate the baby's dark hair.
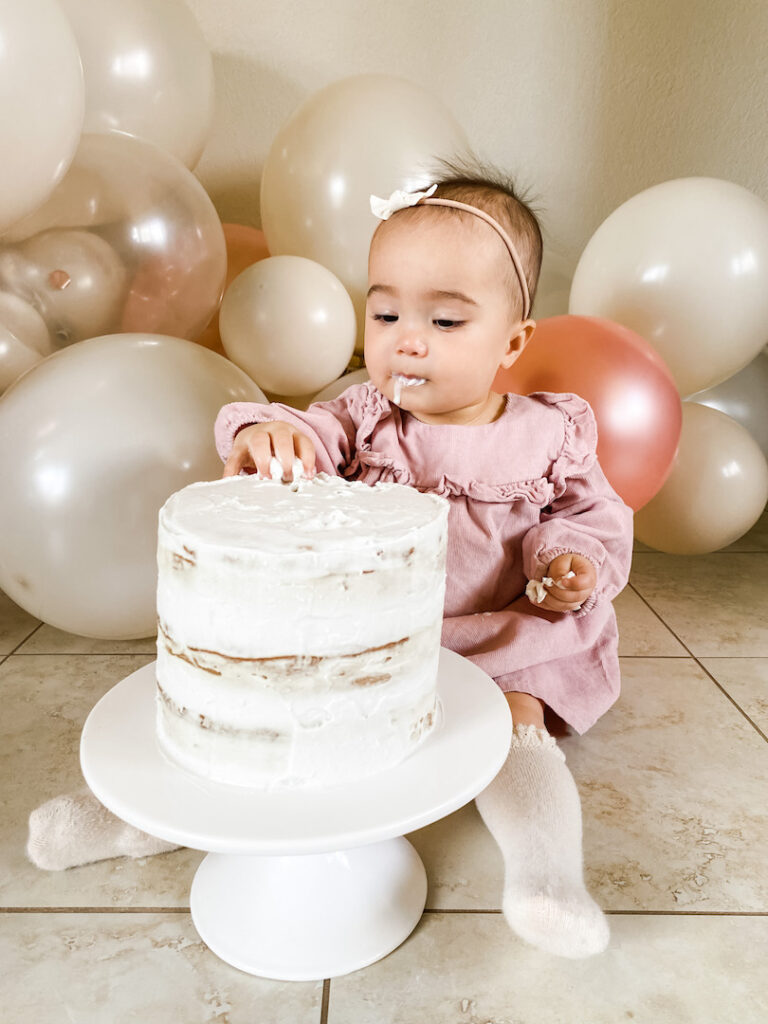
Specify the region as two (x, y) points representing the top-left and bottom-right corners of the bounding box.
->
(424, 156), (543, 318)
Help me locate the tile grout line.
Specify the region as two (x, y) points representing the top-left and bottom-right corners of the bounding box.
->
(320, 979), (330, 1024)
(3, 907), (767, 917)
(626, 582), (768, 743)
(0, 621), (45, 666)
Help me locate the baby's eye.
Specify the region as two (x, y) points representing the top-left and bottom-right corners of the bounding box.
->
(372, 313), (398, 323)
(434, 318), (464, 330)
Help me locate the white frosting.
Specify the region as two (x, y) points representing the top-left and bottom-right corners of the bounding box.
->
(525, 571), (578, 606)
(155, 473), (449, 788)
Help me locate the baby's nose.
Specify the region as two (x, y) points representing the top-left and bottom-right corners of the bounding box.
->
(396, 331), (427, 356)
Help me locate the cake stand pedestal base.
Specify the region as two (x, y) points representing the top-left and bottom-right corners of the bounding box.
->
(80, 649), (511, 981)
(191, 838), (426, 980)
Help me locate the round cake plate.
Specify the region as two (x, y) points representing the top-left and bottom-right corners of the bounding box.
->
(80, 648), (511, 981)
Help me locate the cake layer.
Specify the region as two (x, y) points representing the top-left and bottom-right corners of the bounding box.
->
(155, 473), (449, 787)
(157, 474), (447, 658)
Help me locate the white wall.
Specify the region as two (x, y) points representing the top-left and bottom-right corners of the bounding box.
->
(187, 0), (768, 317)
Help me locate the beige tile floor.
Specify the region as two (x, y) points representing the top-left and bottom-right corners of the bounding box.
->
(2, 511), (767, 1023)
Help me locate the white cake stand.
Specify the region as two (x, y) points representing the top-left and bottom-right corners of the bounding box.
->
(80, 648), (511, 981)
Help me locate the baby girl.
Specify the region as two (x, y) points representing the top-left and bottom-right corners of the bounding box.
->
(28, 164), (633, 961)
(216, 168), (634, 957)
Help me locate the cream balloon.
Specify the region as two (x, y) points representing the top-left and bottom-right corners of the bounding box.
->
(260, 74), (468, 351)
(0, 0), (84, 232)
(0, 230), (128, 346)
(0, 335), (266, 638)
(312, 367), (371, 403)
(689, 349), (768, 460)
(569, 178), (768, 396)
(219, 256), (357, 396)
(59, 0), (214, 169)
(633, 403), (768, 554)
(0, 133), (226, 342)
(0, 290), (53, 392)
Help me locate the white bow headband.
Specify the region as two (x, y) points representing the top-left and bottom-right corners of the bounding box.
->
(370, 184), (532, 320)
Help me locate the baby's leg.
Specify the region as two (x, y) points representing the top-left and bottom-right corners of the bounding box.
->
(27, 789), (182, 871)
(475, 690), (609, 958)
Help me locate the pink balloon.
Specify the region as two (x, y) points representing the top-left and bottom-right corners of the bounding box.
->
(493, 315), (682, 511)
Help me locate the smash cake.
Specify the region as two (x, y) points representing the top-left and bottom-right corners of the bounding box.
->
(155, 471), (449, 788)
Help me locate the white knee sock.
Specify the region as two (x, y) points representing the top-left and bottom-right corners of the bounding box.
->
(475, 723), (609, 958)
(27, 789), (182, 871)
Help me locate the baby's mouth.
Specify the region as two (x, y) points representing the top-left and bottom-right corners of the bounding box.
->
(391, 372), (427, 405)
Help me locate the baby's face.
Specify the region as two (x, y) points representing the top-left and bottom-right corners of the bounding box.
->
(364, 212), (523, 425)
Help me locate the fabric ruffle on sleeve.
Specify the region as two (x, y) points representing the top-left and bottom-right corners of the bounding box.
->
(529, 392), (598, 500)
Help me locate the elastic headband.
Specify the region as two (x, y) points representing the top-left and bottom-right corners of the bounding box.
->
(370, 184), (532, 320)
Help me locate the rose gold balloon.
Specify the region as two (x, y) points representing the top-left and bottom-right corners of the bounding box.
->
(196, 224), (270, 355)
(493, 315), (682, 511)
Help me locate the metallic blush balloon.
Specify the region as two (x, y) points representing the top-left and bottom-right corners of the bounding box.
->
(633, 403), (768, 554)
(493, 315), (682, 511)
(569, 178), (768, 397)
(59, 0), (214, 169)
(0, 335), (266, 638)
(260, 74), (469, 351)
(0, 0), (84, 232)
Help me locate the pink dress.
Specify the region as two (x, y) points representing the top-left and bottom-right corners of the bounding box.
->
(214, 382), (634, 733)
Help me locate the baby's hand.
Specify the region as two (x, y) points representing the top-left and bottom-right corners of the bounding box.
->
(222, 422), (317, 481)
(527, 553), (597, 613)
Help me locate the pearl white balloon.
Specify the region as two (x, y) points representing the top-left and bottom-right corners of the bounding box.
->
(0, 230), (128, 346)
(219, 256), (356, 396)
(312, 367), (370, 403)
(689, 349), (768, 460)
(0, 133), (226, 343)
(0, 335), (266, 638)
(261, 74), (468, 350)
(59, 0), (214, 169)
(569, 178), (768, 397)
(633, 402), (768, 554)
(0, 291), (53, 393)
(0, 0), (84, 231)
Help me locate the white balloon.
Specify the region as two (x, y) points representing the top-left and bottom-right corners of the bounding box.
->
(219, 256), (357, 396)
(59, 0), (214, 169)
(0, 230), (128, 346)
(312, 367), (370, 403)
(569, 178), (768, 396)
(261, 74), (468, 350)
(689, 350), (768, 460)
(0, 335), (266, 638)
(0, 290), (53, 392)
(633, 403), (768, 554)
(0, 0), (84, 231)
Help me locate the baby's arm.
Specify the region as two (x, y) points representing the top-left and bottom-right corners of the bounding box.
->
(214, 388), (365, 479)
(522, 460), (634, 615)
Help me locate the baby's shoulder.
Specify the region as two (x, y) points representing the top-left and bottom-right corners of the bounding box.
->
(509, 391), (597, 452)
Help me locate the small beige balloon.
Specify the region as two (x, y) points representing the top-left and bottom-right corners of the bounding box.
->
(312, 367), (370, 403)
(219, 255), (356, 396)
(0, 334), (266, 639)
(569, 177), (768, 397)
(261, 74), (469, 351)
(0, 230), (128, 346)
(0, 290), (53, 392)
(633, 402), (768, 554)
